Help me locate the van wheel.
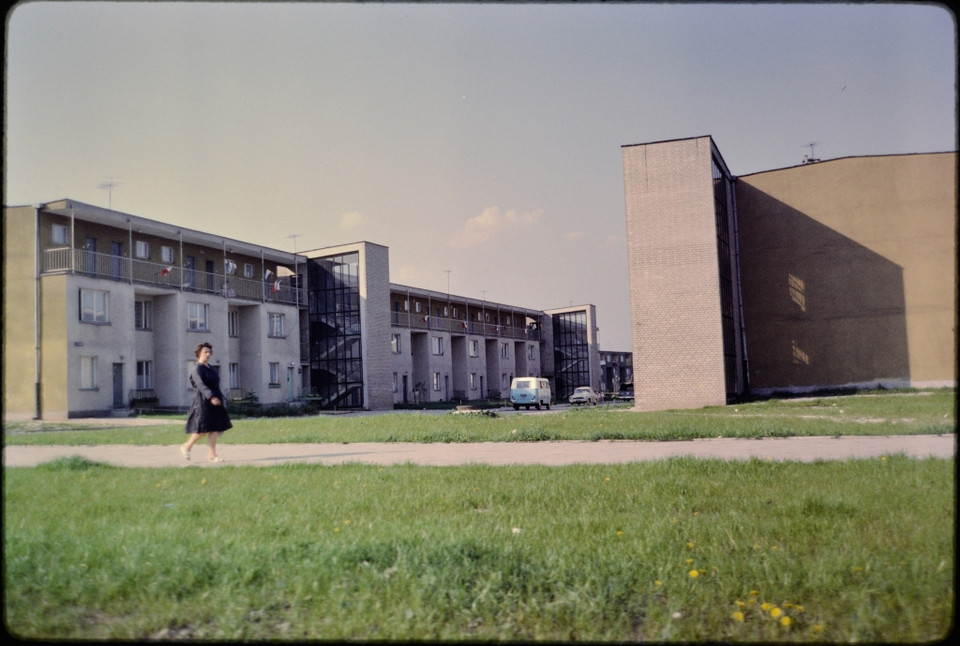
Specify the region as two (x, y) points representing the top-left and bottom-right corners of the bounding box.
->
(545, 402), (551, 410)
(535, 403), (542, 410)
(513, 404), (519, 411)
(526, 405), (531, 410)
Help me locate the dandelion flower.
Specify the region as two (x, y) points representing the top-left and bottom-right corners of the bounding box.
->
(686, 558), (694, 564)
(749, 590), (760, 596)
(732, 611), (745, 622)
(780, 616), (792, 627)
(761, 602), (773, 612)
(688, 569), (699, 579)
(770, 607), (782, 618)
(734, 600), (746, 608)
(687, 542), (695, 549)
(654, 580), (663, 587)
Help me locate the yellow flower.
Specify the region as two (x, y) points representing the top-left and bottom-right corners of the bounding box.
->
(770, 607), (782, 618)
(654, 580), (663, 587)
(687, 542), (695, 549)
(749, 590), (760, 596)
(686, 558), (694, 564)
(761, 602), (773, 612)
(734, 600), (746, 607)
(688, 569), (699, 579)
(343, 519), (351, 525)
(780, 616), (792, 627)
(732, 611), (745, 622)
(616, 530), (624, 536)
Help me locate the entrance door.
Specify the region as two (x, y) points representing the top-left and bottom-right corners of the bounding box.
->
(83, 237), (98, 274)
(287, 367), (295, 402)
(113, 363), (124, 408)
(402, 375), (409, 404)
(111, 241), (123, 280)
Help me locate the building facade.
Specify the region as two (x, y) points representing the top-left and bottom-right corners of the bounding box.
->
(3, 199), (305, 420)
(622, 136), (748, 411)
(622, 137), (956, 410)
(4, 205), (604, 419)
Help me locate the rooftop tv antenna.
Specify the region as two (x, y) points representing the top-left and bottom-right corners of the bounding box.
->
(97, 178), (120, 208)
(802, 142), (821, 164)
(286, 233), (301, 253)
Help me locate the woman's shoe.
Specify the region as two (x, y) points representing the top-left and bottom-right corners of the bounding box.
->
(180, 445), (190, 461)
(207, 456), (223, 463)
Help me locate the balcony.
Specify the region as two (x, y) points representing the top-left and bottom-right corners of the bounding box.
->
(41, 247), (304, 306)
(390, 310), (539, 340)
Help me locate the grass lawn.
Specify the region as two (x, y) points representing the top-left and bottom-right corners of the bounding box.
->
(3, 389), (955, 641)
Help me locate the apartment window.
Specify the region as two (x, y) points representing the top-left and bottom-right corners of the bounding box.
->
(501, 342), (509, 359)
(135, 301), (153, 330)
(415, 302), (422, 314)
(52, 224), (68, 245)
(392, 373), (398, 393)
(391, 333), (401, 354)
(527, 344), (536, 360)
(452, 307), (459, 318)
(136, 361), (153, 389)
(269, 362), (281, 386)
(187, 302), (209, 331)
(469, 340), (479, 357)
(229, 363), (239, 389)
(228, 310), (239, 337)
(80, 356), (97, 389)
(268, 313), (285, 338)
(244, 263), (254, 278)
(501, 373), (509, 390)
(135, 240), (150, 259)
(431, 336), (444, 355)
(433, 372), (441, 391)
(470, 372), (477, 390)
(161, 246), (174, 263)
(80, 289), (109, 323)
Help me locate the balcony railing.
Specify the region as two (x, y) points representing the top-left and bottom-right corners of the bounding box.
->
(390, 310), (540, 340)
(41, 248), (304, 306)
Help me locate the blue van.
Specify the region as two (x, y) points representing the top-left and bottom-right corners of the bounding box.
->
(510, 377), (552, 410)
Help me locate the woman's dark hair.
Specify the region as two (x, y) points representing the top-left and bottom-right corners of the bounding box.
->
(194, 342), (213, 358)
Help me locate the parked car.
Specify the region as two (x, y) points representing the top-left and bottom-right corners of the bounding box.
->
(510, 377), (552, 410)
(617, 382), (635, 401)
(569, 386), (599, 406)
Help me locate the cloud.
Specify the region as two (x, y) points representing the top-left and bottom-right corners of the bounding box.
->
(339, 211), (368, 230)
(449, 206), (542, 248)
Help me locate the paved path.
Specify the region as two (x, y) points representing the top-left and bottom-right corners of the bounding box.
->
(3, 435), (954, 468)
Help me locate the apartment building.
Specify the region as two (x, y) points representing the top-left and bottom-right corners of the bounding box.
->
(622, 136), (956, 411)
(3, 199), (305, 420)
(300, 242), (588, 408)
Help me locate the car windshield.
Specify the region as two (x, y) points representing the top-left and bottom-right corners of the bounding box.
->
(515, 380), (532, 388)
(575, 388), (590, 393)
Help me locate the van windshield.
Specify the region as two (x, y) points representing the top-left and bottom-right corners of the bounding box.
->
(514, 380), (533, 388)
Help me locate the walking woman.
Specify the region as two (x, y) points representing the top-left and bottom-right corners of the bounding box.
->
(180, 342), (232, 462)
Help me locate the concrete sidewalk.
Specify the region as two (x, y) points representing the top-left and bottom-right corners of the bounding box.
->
(3, 435), (954, 468)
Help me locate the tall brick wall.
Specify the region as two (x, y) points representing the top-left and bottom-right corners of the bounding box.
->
(622, 137), (729, 410)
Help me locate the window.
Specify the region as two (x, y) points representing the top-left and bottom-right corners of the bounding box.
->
(269, 362), (281, 386)
(415, 302), (422, 314)
(228, 310), (239, 337)
(501, 373), (509, 390)
(268, 313), (285, 338)
(80, 289), (109, 323)
(469, 340), (479, 357)
(229, 363), (239, 389)
(52, 224), (68, 245)
(391, 333), (401, 354)
(80, 356), (97, 389)
(135, 240), (150, 259)
(135, 301), (153, 330)
(392, 373), (398, 393)
(470, 372), (477, 390)
(161, 246), (174, 263)
(244, 263), (254, 278)
(431, 336), (444, 355)
(501, 342), (509, 359)
(136, 361), (153, 389)
(187, 302), (209, 331)
(433, 372), (441, 391)
(528, 344), (536, 360)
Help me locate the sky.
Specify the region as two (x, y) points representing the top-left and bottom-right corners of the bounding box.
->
(5, 1), (956, 351)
